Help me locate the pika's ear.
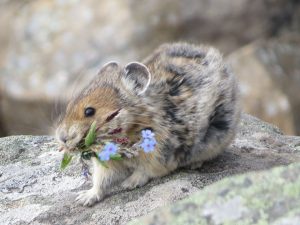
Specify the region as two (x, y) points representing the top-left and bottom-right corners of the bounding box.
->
(121, 62), (151, 95)
(98, 61), (119, 74)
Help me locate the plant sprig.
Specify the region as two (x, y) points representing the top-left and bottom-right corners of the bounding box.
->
(60, 121), (124, 170)
(84, 121), (97, 147)
(60, 153), (73, 170)
(60, 122), (157, 172)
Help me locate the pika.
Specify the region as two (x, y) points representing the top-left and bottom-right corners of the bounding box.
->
(56, 43), (240, 206)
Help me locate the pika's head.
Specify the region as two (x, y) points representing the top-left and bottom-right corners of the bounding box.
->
(56, 61), (151, 151)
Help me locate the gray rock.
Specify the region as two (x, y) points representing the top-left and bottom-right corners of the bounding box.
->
(0, 100), (6, 136)
(129, 163), (300, 225)
(1, 114), (300, 225)
(227, 35), (300, 135)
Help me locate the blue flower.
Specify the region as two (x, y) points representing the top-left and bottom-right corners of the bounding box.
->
(82, 167), (89, 178)
(98, 142), (118, 161)
(140, 138), (157, 153)
(98, 151), (111, 161)
(142, 129), (155, 139)
(103, 142), (118, 154)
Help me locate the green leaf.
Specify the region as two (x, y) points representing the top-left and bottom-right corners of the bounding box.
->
(110, 153), (122, 161)
(99, 161), (109, 168)
(60, 153), (73, 170)
(99, 160), (108, 168)
(85, 121), (97, 147)
(95, 156), (108, 168)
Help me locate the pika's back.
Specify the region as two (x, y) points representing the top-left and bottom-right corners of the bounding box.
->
(143, 43), (225, 83)
(138, 43), (240, 167)
(141, 43), (238, 118)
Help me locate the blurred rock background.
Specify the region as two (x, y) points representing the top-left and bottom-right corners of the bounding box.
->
(0, 0), (299, 136)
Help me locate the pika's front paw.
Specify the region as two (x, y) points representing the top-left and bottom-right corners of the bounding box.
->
(121, 172), (149, 190)
(75, 189), (103, 207)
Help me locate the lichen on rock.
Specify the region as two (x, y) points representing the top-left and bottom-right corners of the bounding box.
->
(129, 163), (300, 225)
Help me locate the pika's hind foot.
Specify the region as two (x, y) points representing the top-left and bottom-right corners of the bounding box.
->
(121, 171), (149, 190)
(76, 189), (104, 207)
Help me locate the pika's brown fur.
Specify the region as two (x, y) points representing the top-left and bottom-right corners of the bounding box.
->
(56, 43), (241, 206)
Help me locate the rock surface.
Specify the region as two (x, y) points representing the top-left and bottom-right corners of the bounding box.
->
(1, 114), (300, 225)
(129, 163), (300, 225)
(227, 35), (300, 135)
(0, 0), (299, 136)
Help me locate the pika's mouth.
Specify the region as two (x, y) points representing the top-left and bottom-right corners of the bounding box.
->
(58, 123), (124, 153)
(58, 133), (86, 152)
(64, 125), (97, 152)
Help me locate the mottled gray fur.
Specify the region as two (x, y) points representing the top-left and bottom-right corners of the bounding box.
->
(140, 43), (240, 167)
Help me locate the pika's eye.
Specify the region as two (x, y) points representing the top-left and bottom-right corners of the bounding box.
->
(84, 107), (95, 117)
